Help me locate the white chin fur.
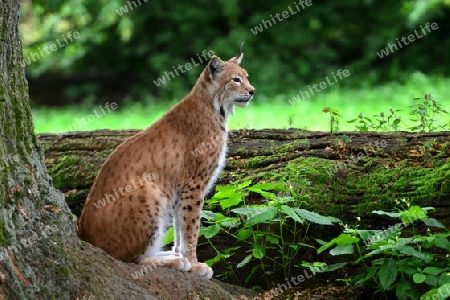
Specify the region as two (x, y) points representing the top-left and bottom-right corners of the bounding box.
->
(234, 100), (250, 108)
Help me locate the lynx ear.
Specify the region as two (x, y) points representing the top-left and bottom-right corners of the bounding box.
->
(229, 41), (244, 65)
(208, 56), (225, 80)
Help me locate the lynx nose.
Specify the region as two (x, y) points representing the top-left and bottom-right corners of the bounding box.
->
(248, 89), (255, 95)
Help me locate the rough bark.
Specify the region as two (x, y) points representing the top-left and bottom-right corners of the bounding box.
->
(38, 129), (450, 224)
(0, 2), (258, 299)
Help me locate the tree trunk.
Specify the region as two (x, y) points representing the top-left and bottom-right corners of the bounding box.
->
(0, 2), (257, 299)
(38, 129), (450, 225)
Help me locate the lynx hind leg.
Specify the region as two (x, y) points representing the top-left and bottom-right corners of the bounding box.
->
(137, 225), (191, 273)
(136, 187), (190, 273)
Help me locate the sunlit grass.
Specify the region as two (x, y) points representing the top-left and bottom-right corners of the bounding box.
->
(32, 74), (450, 134)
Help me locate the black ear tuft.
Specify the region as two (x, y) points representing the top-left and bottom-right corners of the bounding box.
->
(228, 41), (244, 65)
(208, 56), (225, 80)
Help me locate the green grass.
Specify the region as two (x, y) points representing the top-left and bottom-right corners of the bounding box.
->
(31, 74), (450, 134)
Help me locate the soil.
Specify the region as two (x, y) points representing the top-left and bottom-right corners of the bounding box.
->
(244, 283), (377, 300)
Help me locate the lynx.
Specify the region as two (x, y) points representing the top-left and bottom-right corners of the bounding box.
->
(79, 45), (255, 279)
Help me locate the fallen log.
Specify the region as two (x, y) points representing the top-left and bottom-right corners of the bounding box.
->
(37, 129), (450, 290)
(37, 129), (450, 223)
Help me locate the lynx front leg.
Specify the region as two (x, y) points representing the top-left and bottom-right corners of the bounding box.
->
(178, 186), (213, 279)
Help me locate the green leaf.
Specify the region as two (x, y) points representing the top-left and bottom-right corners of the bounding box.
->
(273, 196), (296, 205)
(201, 210), (216, 220)
(401, 205), (427, 224)
(297, 242), (316, 249)
(265, 235), (278, 244)
(294, 208), (334, 225)
(372, 210), (401, 218)
(355, 267), (377, 284)
(300, 261), (328, 274)
(204, 249), (238, 267)
(162, 226), (174, 245)
(248, 183), (286, 200)
(289, 244), (299, 250)
(214, 184), (239, 198)
(439, 272), (450, 285)
(219, 196), (243, 209)
(236, 229), (253, 241)
(435, 232), (450, 239)
(209, 185), (242, 207)
(421, 284), (450, 300)
(438, 283), (450, 297)
(423, 217), (446, 229)
(395, 279), (412, 300)
(237, 180), (252, 189)
(420, 288), (439, 300)
(335, 234), (360, 246)
(317, 233), (359, 254)
(250, 190), (277, 200)
(326, 216), (341, 223)
(252, 245), (266, 259)
(413, 273), (426, 284)
(356, 229), (380, 243)
(314, 238), (327, 246)
(237, 254), (252, 268)
(245, 207), (278, 224)
(379, 258), (397, 290)
(231, 206), (257, 215)
(203, 224), (220, 238)
(330, 244), (354, 256)
(320, 262), (347, 272)
(218, 216), (240, 228)
(424, 274), (438, 287)
(423, 267), (446, 275)
(397, 245), (433, 262)
(281, 205), (303, 224)
(249, 182), (287, 192)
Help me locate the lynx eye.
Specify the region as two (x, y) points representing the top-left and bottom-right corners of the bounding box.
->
(232, 77), (241, 83)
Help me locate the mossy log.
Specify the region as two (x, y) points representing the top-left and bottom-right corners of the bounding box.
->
(37, 129), (450, 291)
(38, 129), (450, 223)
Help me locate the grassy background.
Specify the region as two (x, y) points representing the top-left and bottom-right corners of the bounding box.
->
(32, 74), (450, 134)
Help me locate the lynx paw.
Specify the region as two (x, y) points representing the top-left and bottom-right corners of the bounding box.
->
(189, 262), (213, 279)
(140, 255), (191, 272)
(164, 256), (191, 272)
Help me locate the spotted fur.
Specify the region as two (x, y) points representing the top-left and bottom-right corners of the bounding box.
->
(79, 51), (255, 279)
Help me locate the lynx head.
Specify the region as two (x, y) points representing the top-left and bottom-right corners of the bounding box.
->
(202, 42), (255, 118)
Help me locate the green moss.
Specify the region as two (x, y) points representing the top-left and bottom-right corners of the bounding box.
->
(57, 266), (70, 277)
(268, 140), (310, 154)
(439, 142), (450, 157)
(48, 152), (100, 190)
(345, 160), (450, 215)
(0, 219), (5, 246)
(247, 156), (268, 168)
(234, 147), (250, 157)
(224, 155), (450, 221)
(277, 142), (295, 153)
(227, 160), (240, 168)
